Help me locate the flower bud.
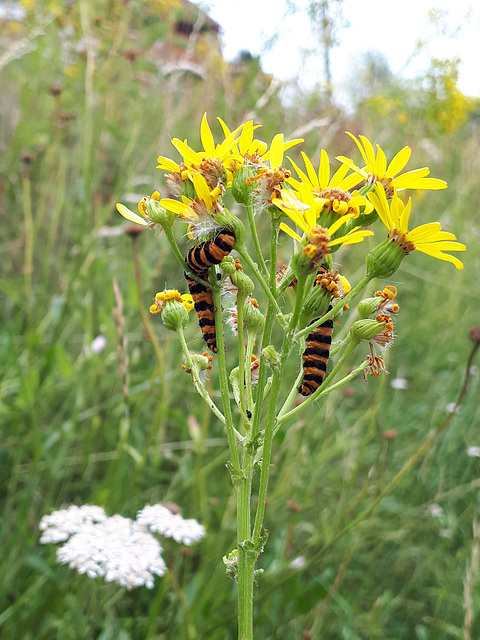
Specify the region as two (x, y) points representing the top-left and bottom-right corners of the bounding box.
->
(159, 299), (189, 331)
(231, 166), (256, 205)
(244, 297), (264, 335)
(221, 256), (254, 294)
(298, 286), (332, 329)
(358, 297), (382, 319)
(365, 238), (405, 279)
(350, 318), (387, 343)
(150, 290), (193, 331)
(262, 345), (281, 369)
(212, 209), (246, 246)
(145, 197), (175, 228)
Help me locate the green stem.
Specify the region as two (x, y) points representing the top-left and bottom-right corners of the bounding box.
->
(246, 202), (268, 276)
(252, 275), (308, 544)
(276, 360), (369, 426)
(244, 332), (256, 423)
(294, 275), (371, 340)
(211, 273), (241, 474)
(162, 226), (210, 289)
(236, 293), (248, 424)
(22, 169), (33, 320)
(236, 244), (281, 314)
(177, 326), (226, 426)
(237, 456), (254, 640)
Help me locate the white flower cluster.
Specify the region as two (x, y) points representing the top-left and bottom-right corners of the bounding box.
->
(137, 504), (206, 546)
(40, 503), (205, 589)
(56, 516), (166, 590)
(39, 505), (107, 543)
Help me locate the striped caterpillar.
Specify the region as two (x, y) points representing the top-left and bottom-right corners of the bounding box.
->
(298, 305), (333, 396)
(184, 229), (236, 353)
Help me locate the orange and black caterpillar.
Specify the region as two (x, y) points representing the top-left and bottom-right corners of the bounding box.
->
(184, 273), (217, 352)
(298, 305), (334, 396)
(185, 229), (236, 275)
(184, 229), (236, 353)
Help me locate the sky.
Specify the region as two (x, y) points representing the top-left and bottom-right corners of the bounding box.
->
(199, 0), (480, 102)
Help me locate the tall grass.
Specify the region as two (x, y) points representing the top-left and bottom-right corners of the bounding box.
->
(1, 2), (479, 638)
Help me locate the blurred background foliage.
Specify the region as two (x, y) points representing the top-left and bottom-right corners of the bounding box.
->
(0, 0), (479, 638)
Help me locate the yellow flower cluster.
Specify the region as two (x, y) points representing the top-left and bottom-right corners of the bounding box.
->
(149, 290), (194, 315)
(116, 113), (465, 271)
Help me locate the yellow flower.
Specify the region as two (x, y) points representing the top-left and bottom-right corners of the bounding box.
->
(160, 173), (222, 223)
(116, 191), (161, 227)
(150, 290), (194, 314)
(287, 150), (373, 218)
(163, 113), (245, 191)
(273, 186), (373, 250)
(337, 133), (447, 197)
(368, 184), (466, 269)
(218, 118), (303, 170)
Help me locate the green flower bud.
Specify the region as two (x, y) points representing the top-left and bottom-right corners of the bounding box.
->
(223, 548), (238, 580)
(262, 345), (281, 369)
(182, 178), (197, 201)
(264, 203), (285, 221)
(365, 237), (405, 279)
(298, 285), (332, 329)
(145, 198), (175, 228)
(358, 297), (382, 319)
(212, 209), (246, 246)
(159, 299), (189, 331)
(350, 318), (386, 343)
(190, 352), (213, 371)
(291, 243), (315, 277)
(244, 297), (265, 335)
(231, 166), (255, 205)
(221, 256), (254, 294)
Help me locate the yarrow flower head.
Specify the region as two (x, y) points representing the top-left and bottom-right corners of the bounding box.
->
(40, 503), (206, 589)
(366, 184), (466, 276)
(39, 505), (107, 543)
(337, 133), (448, 198)
(137, 504), (206, 546)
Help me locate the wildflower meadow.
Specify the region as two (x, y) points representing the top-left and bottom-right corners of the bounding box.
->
(1, 2), (479, 639)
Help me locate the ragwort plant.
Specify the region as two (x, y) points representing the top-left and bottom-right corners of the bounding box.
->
(116, 115), (466, 639)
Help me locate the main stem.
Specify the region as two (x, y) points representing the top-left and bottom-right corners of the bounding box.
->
(237, 219), (280, 640)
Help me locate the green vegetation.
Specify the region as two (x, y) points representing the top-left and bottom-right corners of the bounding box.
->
(1, 2), (479, 638)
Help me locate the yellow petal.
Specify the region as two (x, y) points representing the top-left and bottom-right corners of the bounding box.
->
(279, 222), (301, 242)
(375, 144), (387, 178)
(417, 240), (466, 252)
(386, 146), (411, 177)
(268, 133), (284, 168)
(414, 246), (464, 270)
(336, 155), (367, 179)
(298, 151), (319, 191)
(116, 203), (148, 226)
(172, 138), (202, 166)
(156, 156), (181, 172)
(318, 150), (330, 190)
(358, 135), (377, 172)
(406, 222), (442, 242)
(160, 198), (189, 215)
(288, 155), (310, 186)
(329, 162), (349, 186)
(193, 173), (212, 210)
(200, 113), (216, 157)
